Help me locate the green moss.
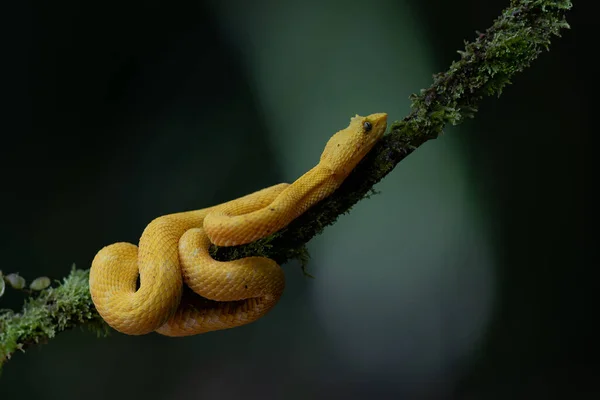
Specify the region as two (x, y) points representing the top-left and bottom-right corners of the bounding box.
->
(0, 267), (109, 370)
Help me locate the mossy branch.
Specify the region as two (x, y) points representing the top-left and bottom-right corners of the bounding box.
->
(0, 268), (109, 370)
(0, 0), (571, 370)
(213, 0), (572, 264)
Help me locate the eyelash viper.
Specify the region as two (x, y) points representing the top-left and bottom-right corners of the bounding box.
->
(89, 113), (388, 336)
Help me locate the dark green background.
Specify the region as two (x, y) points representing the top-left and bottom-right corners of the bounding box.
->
(1, 0), (594, 399)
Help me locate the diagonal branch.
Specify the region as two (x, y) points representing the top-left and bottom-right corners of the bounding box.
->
(213, 0), (572, 265)
(0, 0), (572, 370)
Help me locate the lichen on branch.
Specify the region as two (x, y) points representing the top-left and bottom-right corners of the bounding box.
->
(0, 0), (572, 371)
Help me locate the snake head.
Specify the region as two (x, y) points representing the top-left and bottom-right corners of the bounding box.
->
(320, 113), (387, 176)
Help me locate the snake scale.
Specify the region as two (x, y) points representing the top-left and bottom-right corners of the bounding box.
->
(89, 113), (387, 336)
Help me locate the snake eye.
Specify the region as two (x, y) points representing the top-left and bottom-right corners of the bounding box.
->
(363, 121), (372, 133)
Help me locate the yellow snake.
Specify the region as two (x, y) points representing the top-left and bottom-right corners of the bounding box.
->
(89, 113), (387, 336)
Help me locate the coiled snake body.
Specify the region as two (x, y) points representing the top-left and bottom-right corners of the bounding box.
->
(89, 113), (387, 336)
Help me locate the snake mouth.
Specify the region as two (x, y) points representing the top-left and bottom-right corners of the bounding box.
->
(367, 113), (388, 136)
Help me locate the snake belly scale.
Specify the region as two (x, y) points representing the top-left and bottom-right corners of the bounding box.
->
(89, 113), (387, 336)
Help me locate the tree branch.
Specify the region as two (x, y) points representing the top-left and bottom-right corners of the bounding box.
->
(213, 0), (571, 265)
(0, 268), (109, 370)
(0, 0), (572, 370)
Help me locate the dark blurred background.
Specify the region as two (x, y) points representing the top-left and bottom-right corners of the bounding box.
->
(1, 0), (595, 398)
